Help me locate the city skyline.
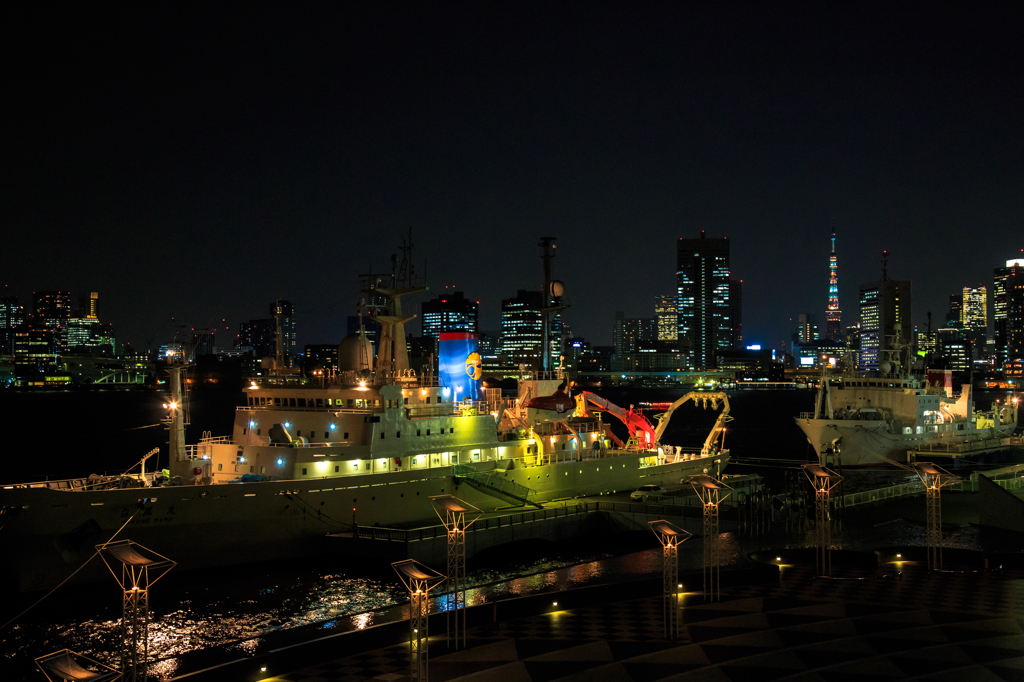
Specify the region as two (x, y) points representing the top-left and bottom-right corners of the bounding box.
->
(3, 4), (1021, 350)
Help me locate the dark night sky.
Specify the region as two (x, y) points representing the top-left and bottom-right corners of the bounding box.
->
(3, 3), (1022, 352)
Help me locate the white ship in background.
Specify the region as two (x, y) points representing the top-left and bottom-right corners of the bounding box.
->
(0, 238), (730, 592)
(796, 336), (1019, 467)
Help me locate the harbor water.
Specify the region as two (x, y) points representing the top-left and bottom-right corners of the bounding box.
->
(0, 386), (1019, 680)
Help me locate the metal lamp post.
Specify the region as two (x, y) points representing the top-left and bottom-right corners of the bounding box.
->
(96, 540), (175, 682)
(802, 463), (843, 577)
(649, 519), (692, 639)
(689, 474), (732, 601)
(429, 494), (483, 649)
(393, 559), (446, 682)
(913, 462), (957, 571)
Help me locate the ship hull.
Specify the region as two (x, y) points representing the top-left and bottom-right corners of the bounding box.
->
(0, 451), (726, 592)
(795, 416), (1017, 466)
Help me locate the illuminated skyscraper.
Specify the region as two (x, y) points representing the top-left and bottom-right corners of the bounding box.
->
(961, 286), (987, 356)
(962, 286), (987, 332)
(239, 319), (275, 358)
(795, 313), (820, 344)
(33, 291), (71, 327)
(270, 299), (296, 365)
(859, 278), (912, 373)
(730, 279), (743, 348)
(500, 290), (543, 367)
(77, 292), (99, 320)
(946, 294), (962, 328)
(33, 291), (71, 351)
(677, 232), (731, 370)
(0, 297), (24, 355)
(994, 258), (1024, 365)
(654, 295), (677, 342)
(421, 291), (478, 338)
(825, 229), (842, 342)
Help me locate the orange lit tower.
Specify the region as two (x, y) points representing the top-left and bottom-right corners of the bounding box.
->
(825, 228), (842, 342)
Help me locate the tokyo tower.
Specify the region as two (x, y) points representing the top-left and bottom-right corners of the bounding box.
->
(825, 228), (842, 341)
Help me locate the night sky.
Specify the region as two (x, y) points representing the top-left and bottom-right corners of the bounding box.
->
(4, 3), (1022, 352)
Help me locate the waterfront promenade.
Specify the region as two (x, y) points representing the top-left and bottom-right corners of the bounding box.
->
(233, 557), (1024, 682)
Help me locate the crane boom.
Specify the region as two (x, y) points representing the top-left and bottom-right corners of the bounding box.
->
(652, 392), (733, 456)
(575, 392), (658, 448)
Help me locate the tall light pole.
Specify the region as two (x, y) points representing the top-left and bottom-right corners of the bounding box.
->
(393, 559), (446, 682)
(913, 462), (957, 571)
(689, 475), (732, 601)
(96, 540), (175, 682)
(802, 463), (843, 577)
(649, 520), (692, 639)
(429, 495), (482, 649)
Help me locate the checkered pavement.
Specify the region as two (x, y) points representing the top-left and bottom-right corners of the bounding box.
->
(267, 564), (1024, 682)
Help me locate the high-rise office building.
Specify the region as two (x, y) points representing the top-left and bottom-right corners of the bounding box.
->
(677, 232), (731, 370)
(962, 286), (987, 331)
(825, 229), (842, 342)
(239, 319), (275, 358)
(730, 279), (743, 348)
(0, 297), (24, 355)
(654, 295), (678, 342)
(270, 299), (296, 364)
(77, 292), (99, 320)
(33, 291), (72, 351)
(1008, 277), (1024, 367)
(33, 291), (72, 325)
(303, 344), (340, 375)
(794, 313), (820, 344)
(946, 294), (963, 329)
(13, 328), (57, 372)
(994, 258), (1024, 365)
(612, 311), (657, 371)
(421, 291), (478, 338)
(937, 328), (971, 372)
(859, 279), (912, 372)
(500, 290), (543, 367)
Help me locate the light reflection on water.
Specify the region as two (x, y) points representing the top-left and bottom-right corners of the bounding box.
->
(0, 512), (1011, 681)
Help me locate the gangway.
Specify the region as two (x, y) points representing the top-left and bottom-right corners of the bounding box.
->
(452, 465), (543, 509)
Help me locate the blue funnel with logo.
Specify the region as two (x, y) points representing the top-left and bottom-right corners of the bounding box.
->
(438, 332), (481, 401)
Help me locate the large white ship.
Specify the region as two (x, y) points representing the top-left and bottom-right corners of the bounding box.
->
(796, 363), (1018, 467)
(0, 237), (730, 592)
(0, 364), (729, 592)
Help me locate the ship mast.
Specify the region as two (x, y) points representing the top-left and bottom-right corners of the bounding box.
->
(363, 227), (427, 383)
(162, 359), (188, 466)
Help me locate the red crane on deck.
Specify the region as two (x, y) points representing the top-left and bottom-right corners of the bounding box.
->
(574, 391), (658, 449)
